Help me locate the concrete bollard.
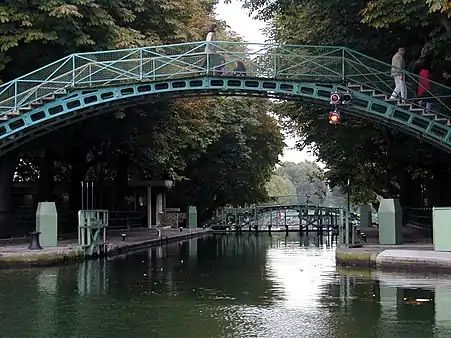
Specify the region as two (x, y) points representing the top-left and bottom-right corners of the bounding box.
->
(359, 204), (372, 227)
(432, 207), (451, 251)
(187, 206), (198, 229)
(36, 202), (58, 247)
(378, 198), (403, 245)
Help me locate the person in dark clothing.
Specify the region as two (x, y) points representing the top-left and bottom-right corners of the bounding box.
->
(233, 61), (246, 76)
(215, 56), (226, 75)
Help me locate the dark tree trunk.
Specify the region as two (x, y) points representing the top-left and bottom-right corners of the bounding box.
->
(399, 173), (423, 207)
(113, 154), (129, 210)
(68, 152), (88, 211)
(0, 152), (19, 237)
(94, 164), (105, 209)
(37, 149), (55, 202)
(427, 166), (451, 207)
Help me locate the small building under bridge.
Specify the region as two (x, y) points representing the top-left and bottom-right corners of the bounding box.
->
(5, 180), (187, 237)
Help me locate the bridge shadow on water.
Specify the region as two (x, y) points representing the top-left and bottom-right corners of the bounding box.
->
(0, 233), (449, 337)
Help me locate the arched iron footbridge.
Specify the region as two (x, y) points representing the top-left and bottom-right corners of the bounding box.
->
(1, 41), (451, 155)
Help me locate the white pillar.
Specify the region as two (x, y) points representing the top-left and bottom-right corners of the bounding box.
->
(147, 186), (152, 228)
(155, 193), (163, 227)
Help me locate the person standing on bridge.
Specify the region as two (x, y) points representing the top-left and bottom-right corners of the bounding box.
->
(417, 59), (433, 113)
(390, 47), (407, 102)
(204, 24), (220, 73)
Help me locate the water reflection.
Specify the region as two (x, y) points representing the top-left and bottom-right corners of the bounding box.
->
(331, 269), (451, 338)
(0, 234), (450, 337)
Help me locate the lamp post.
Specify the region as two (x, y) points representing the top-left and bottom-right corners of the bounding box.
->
(347, 178), (351, 213)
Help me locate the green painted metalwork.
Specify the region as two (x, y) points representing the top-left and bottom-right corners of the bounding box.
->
(1, 41), (451, 153)
(77, 210), (109, 256)
(216, 204), (342, 233)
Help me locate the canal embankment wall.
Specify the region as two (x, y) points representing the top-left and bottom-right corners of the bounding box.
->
(336, 245), (451, 273)
(0, 228), (211, 268)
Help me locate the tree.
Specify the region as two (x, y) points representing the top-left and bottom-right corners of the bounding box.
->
(275, 161), (327, 198)
(266, 174), (296, 197)
(229, 0), (451, 208)
(0, 0), (288, 236)
(360, 0), (451, 61)
(168, 96), (285, 221)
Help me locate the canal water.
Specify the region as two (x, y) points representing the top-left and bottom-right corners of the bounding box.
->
(0, 233), (450, 338)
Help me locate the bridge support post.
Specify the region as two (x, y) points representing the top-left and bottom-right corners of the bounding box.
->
(155, 193), (163, 227)
(360, 204), (372, 227)
(254, 207), (258, 228)
(147, 186), (152, 228)
(36, 202), (58, 247)
(378, 198), (403, 245)
(187, 206), (197, 229)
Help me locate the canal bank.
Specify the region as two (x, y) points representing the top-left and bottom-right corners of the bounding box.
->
(0, 228), (211, 268)
(335, 244), (451, 273)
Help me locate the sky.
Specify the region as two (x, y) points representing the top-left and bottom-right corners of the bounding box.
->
(215, 0), (322, 165)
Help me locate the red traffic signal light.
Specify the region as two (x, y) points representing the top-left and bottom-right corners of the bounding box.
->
(328, 111), (340, 124)
(330, 92), (340, 104)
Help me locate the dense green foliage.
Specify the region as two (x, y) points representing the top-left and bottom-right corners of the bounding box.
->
(237, 0), (451, 206)
(266, 161), (327, 197)
(266, 174), (296, 197)
(0, 0), (285, 235)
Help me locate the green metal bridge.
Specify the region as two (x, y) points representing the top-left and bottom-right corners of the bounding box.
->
(212, 195), (365, 246)
(1, 41), (451, 154)
(213, 195), (344, 229)
(214, 203), (343, 232)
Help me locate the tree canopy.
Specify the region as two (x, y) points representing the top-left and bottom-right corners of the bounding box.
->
(0, 0), (286, 236)
(235, 0), (451, 207)
(266, 161), (328, 200)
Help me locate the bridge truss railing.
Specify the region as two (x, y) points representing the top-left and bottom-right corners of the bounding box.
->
(343, 48), (451, 118)
(214, 204), (362, 246)
(1, 41), (451, 119)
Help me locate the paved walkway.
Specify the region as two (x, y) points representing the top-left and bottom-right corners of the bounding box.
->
(0, 228), (210, 268)
(336, 225), (451, 273)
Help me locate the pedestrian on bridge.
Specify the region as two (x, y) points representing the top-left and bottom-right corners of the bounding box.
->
(233, 61), (247, 76)
(390, 47), (407, 103)
(204, 24), (221, 72)
(417, 59), (433, 113)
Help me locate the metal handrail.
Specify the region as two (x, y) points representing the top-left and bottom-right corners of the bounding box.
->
(1, 41), (451, 119)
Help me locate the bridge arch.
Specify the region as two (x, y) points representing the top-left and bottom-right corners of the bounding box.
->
(0, 41), (451, 155)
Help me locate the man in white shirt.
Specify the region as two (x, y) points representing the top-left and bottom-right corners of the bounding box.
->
(204, 24), (219, 72)
(205, 24), (217, 54)
(390, 47), (407, 102)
